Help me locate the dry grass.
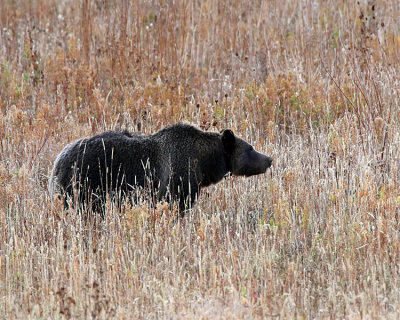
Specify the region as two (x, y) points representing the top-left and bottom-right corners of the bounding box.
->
(1, 0), (400, 318)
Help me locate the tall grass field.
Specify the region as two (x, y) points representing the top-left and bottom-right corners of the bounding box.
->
(1, 0), (399, 318)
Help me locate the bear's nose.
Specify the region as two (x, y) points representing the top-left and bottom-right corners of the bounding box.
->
(266, 156), (273, 168)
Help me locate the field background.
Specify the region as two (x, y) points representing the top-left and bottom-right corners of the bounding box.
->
(1, 0), (400, 319)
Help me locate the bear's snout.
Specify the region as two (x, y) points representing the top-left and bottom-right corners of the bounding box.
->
(259, 154), (273, 174)
(267, 156), (273, 167)
(265, 156), (273, 170)
(236, 151), (273, 177)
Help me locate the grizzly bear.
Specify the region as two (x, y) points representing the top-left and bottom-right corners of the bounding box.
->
(49, 123), (272, 217)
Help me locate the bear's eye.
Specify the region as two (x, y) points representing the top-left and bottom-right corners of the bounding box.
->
(248, 146), (253, 152)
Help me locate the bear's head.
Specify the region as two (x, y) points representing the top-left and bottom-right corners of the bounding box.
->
(221, 129), (273, 177)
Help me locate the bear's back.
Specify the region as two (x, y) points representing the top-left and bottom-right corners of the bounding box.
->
(50, 130), (156, 195)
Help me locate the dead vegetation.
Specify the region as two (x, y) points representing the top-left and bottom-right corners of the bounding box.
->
(0, 0), (399, 318)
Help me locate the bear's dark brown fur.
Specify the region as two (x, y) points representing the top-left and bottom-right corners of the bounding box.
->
(49, 123), (272, 216)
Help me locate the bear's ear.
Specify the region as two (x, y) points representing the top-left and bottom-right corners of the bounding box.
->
(221, 129), (235, 153)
